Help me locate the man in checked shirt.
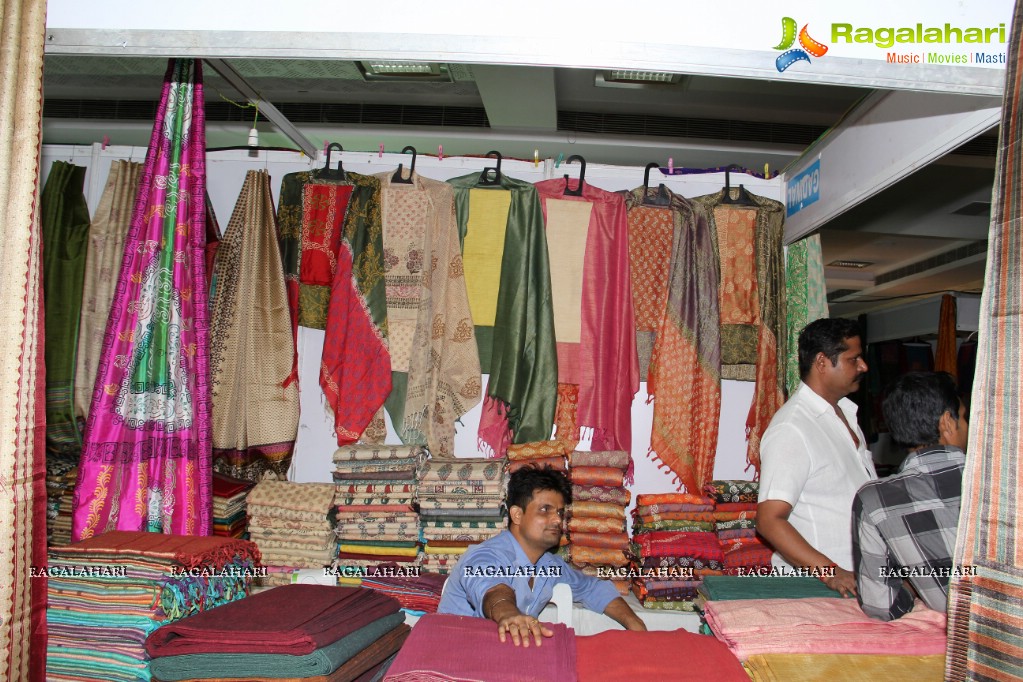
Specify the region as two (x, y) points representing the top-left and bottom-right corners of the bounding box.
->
(852, 371), (969, 621)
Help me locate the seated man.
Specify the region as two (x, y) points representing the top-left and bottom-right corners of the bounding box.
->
(852, 371), (968, 621)
(438, 465), (646, 646)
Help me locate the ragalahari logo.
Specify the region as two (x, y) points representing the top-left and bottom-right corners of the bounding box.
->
(773, 17), (829, 72)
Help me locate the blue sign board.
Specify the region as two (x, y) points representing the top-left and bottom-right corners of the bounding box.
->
(786, 158), (820, 217)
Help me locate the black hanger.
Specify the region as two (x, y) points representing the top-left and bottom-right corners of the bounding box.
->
(479, 150), (502, 185)
(721, 165), (756, 206)
(563, 155), (586, 196)
(642, 162), (671, 206)
(392, 145), (417, 184)
(322, 142), (345, 179)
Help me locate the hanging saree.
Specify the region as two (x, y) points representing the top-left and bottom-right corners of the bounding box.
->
(448, 171), (557, 455)
(209, 170), (299, 482)
(934, 294), (958, 378)
(366, 172), (480, 457)
(75, 160), (142, 422)
(946, 3), (1023, 678)
(277, 168), (390, 444)
(534, 178), (638, 455)
(783, 233), (827, 396)
(41, 160), (90, 454)
(316, 172), (391, 444)
(692, 189), (786, 473)
(623, 188), (720, 493)
(72, 59), (212, 541)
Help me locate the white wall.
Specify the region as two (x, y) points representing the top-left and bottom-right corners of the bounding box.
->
(42, 143), (780, 521)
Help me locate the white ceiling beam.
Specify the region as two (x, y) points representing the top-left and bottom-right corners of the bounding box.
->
(204, 58), (318, 157)
(782, 90), (1002, 243)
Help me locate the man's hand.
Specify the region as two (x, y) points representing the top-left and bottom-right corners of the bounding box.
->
(823, 566), (857, 598)
(496, 613), (553, 647)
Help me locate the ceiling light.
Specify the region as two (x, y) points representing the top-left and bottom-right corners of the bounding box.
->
(357, 61), (451, 82)
(595, 70), (684, 89)
(828, 259), (874, 269)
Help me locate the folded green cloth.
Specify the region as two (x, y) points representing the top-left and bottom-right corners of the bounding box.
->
(699, 575), (841, 601)
(149, 611), (404, 680)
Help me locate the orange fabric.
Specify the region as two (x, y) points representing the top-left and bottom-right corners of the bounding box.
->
(715, 206), (759, 325)
(628, 207), (674, 334)
(569, 516), (625, 534)
(649, 323), (721, 493)
(636, 493), (715, 507)
(571, 466), (624, 487)
(745, 324), (785, 472)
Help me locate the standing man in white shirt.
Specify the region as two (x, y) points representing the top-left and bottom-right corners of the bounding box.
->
(757, 318), (877, 597)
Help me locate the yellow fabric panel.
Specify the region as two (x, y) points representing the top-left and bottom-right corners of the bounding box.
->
(425, 544), (469, 555)
(544, 199), (592, 344)
(337, 544), (420, 557)
(744, 654), (946, 681)
(462, 189), (511, 327)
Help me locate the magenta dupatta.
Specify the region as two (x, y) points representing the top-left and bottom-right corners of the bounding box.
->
(534, 178), (639, 454)
(72, 59), (212, 540)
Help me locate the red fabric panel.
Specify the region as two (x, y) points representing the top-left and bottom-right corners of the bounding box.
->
(576, 629), (748, 681)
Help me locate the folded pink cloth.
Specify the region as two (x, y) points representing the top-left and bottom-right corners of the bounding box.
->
(703, 597), (947, 661)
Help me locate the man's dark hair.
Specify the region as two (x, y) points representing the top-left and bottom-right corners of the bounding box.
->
(506, 465), (572, 512)
(882, 371), (961, 449)
(798, 317), (862, 379)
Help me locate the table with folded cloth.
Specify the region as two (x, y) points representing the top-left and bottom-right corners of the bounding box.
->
(384, 613), (575, 681)
(417, 457), (507, 575)
(564, 450), (632, 595)
(332, 446), (424, 576)
(745, 653), (946, 681)
(46, 531), (260, 682)
(212, 472), (255, 539)
(703, 597), (948, 663)
(248, 480), (337, 586)
(146, 584), (409, 682)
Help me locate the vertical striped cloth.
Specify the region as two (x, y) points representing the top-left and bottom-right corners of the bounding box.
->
(946, 1), (1023, 679)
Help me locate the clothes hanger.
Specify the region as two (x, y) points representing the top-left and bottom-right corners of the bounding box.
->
(321, 142), (345, 179)
(392, 145), (417, 184)
(721, 164), (756, 206)
(563, 155), (586, 196)
(479, 150), (502, 185)
(642, 162), (671, 206)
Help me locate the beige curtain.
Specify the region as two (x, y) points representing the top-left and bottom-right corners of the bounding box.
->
(73, 160), (142, 420)
(0, 0), (49, 680)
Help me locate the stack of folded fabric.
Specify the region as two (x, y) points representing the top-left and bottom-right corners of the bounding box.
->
(212, 472), (255, 539)
(703, 597), (948, 663)
(744, 653), (946, 682)
(46, 531), (260, 682)
(332, 445), (424, 574)
(565, 450), (632, 595)
(358, 570), (448, 617)
(695, 575), (841, 610)
(46, 453), (79, 546)
(629, 492), (724, 611)
(247, 480), (337, 586)
(417, 457), (507, 575)
(146, 585), (409, 682)
(384, 613), (576, 681)
(701, 479), (770, 575)
(505, 440), (571, 474)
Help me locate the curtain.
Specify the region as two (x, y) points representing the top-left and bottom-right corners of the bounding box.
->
(0, 0), (48, 679)
(72, 59), (213, 541)
(946, 1), (1023, 678)
(784, 233), (828, 396)
(210, 170), (299, 482)
(74, 159), (142, 421)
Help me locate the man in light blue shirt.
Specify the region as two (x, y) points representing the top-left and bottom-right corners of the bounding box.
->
(438, 465), (645, 646)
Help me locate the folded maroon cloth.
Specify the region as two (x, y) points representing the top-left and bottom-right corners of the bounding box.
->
(384, 613), (576, 681)
(212, 472), (256, 498)
(576, 629), (748, 681)
(145, 585), (400, 657)
(632, 530), (724, 562)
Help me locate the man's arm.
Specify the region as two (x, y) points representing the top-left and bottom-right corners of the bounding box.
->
(757, 499), (857, 597)
(602, 596), (647, 631)
(852, 492), (914, 621)
(482, 584), (553, 647)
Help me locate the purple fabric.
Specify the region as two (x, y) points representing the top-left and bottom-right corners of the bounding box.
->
(383, 613), (576, 681)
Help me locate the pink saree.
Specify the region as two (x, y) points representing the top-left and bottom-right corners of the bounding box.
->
(72, 59), (212, 540)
